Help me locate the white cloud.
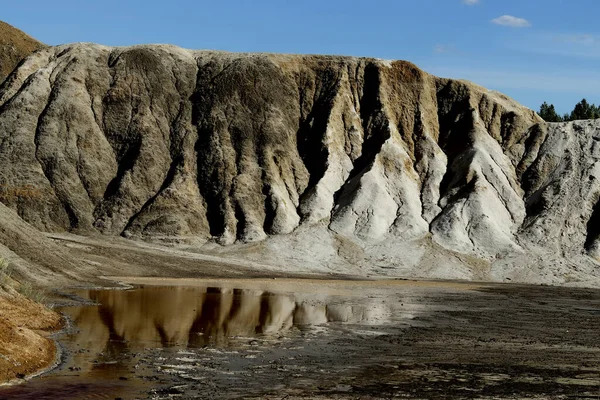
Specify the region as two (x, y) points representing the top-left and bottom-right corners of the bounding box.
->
(491, 15), (531, 28)
(434, 45), (452, 54)
(433, 44), (465, 55)
(553, 34), (599, 45)
(510, 32), (600, 59)
(462, 0), (480, 5)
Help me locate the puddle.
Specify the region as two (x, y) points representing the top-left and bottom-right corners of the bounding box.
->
(63, 284), (396, 349)
(5, 280), (594, 399)
(0, 281), (418, 399)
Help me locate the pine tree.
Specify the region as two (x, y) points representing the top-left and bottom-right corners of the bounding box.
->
(591, 104), (600, 119)
(570, 99), (594, 120)
(538, 102), (562, 122)
(539, 99), (600, 122)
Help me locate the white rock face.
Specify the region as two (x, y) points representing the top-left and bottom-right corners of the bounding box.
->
(330, 134), (429, 241)
(519, 121), (600, 257)
(1, 43), (600, 286)
(431, 114), (526, 256)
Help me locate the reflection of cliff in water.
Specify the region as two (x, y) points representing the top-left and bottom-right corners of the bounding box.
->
(65, 286), (392, 353)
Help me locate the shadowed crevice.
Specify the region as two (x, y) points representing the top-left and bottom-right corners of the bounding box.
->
(100, 140), (142, 202)
(120, 154), (182, 236)
(191, 61), (228, 238)
(331, 62), (389, 208)
(296, 67), (343, 199)
(346, 62), (389, 182)
(585, 196), (600, 251)
(435, 82), (475, 200)
(262, 179), (277, 235)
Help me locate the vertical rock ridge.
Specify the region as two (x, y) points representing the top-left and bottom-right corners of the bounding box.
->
(5, 44), (594, 266)
(296, 58), (363, 225)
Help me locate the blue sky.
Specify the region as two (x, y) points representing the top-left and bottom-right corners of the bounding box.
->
(4, 0), (599, 113)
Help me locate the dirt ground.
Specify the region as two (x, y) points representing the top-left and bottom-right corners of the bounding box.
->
(1, 230), (599, 399)
(0, 289), (63, 384)
(0, 278), (598, 399)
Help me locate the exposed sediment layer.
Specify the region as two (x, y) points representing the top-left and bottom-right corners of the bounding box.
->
(0, 43), (599, 284)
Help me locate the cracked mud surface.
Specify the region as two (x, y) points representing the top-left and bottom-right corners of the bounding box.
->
(0, 279), (599, 399)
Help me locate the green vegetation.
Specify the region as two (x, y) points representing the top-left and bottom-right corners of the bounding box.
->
(0, 257), (47, 303)
(0, 257), (13, 284)
(16, 282), (47, 304)
(539, 99), (600, 122)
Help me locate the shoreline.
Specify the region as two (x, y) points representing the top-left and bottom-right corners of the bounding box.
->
(0, 290), (65, 385)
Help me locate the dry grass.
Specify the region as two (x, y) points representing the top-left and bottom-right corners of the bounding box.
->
(0, 257), (12, 286)
(0, 257), (47, 304)
(0, 20), (44, 81)
(15, 282), (47, 304)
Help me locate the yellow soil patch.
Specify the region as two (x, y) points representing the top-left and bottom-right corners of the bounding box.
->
(0, 290), (63, 384)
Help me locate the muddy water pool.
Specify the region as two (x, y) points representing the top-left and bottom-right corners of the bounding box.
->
(1, 279), (599, 399)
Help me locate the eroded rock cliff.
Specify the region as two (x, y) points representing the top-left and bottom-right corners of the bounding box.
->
(0, 43), (599, 284)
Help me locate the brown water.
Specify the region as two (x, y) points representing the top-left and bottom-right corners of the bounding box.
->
(2, 280), (599, 399)
(65, 284), (394, 349)
(0, 282), (409, 399)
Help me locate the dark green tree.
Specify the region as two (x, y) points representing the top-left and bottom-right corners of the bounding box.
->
(570, 98), (597, 120)
(538, 102), (562, 122)
(591, 104), (600, 119)
(539, 99), (600, 122)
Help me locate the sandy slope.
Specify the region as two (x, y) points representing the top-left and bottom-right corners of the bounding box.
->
(0, 21), (44, 83)
(0, 288), (62, 384)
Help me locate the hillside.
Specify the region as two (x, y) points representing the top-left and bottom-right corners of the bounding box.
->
(0, 21), (44, 83)
(0, 42), (598, 285)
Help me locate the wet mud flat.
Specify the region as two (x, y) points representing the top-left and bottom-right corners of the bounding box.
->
(1, 279), (599, 399)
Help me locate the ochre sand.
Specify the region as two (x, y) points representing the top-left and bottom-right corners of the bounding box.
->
(0, 290), (62, 384)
